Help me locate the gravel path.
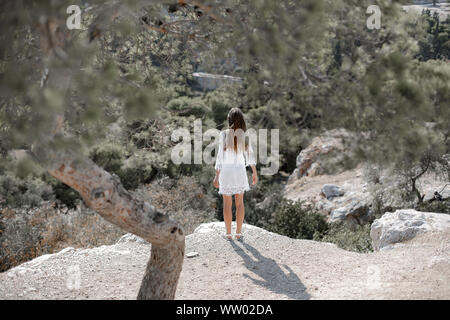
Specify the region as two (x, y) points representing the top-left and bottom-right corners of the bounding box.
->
(0, 222), (449, 300)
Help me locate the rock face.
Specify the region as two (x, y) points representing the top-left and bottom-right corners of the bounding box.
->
(289, 128), (356, 181)
(285, 129), (449, 226)
(330, 196), (373, 225)
(285, 129), (374, 225)
(370, 209), (450, 251)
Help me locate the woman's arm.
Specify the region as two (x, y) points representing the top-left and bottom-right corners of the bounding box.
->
(214, 132), (224, 189)
(250, 165), (258, 185)
(213, 169), (220, 188)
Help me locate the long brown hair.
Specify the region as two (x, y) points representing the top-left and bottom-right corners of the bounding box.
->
(225, 107), (248, 153)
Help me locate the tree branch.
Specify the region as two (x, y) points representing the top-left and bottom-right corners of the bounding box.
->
(32, 9), (186, 300)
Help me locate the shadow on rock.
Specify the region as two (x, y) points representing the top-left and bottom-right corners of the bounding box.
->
(230, 240), (311, 300)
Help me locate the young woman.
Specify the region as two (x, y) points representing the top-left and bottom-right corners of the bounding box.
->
(213, 108), (258, 240)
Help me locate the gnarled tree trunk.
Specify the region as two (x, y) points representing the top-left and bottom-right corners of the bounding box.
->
(30, 4), (186, 299)
(32, 151), (186, 299)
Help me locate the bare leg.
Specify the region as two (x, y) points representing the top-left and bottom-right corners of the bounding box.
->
(223, 195), (233, 238)
(235, 193), (245, 238)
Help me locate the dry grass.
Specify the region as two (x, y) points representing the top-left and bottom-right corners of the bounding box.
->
(133, 175), (217, 235)
(0, 202), (125, 272)
(0, 175), (217, 272)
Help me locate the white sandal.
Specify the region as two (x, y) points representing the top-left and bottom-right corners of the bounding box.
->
(235, 233), (243, 241)
(223, 233), (233, 241)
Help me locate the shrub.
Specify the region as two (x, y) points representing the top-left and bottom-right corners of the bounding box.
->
(269, 199), (329, 240)
(89, 143), (161, 190)
(321, 221), (373, 253)
(89, 143), (127, 175)
(41, 174), (82, 209)
(0, 173), (54, 208)
(119, 152), (157, 190)
(243, 179), (284, 229)
(166, 96), (211, 118)
(204, 89), (235, 126)
(415, 198), (450, 214)
(248, 193), (374, 253)
(124, 119), (170, 151)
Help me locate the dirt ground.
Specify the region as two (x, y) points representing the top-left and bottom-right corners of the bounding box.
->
(0, 222), (449, 300)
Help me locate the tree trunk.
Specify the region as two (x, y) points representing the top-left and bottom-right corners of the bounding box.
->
(138, 244), (184, 299)
(32, 152), (186, 299)
(29, 3), (186, 300)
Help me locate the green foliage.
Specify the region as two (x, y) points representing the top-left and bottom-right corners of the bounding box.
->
(248, 195), (375, 253)
(269, 199), (329, 240)
(119, 152), (158, 190)
(88, 143), (160, 190)
(242, 176), (285, 228)
(167, 96), (211, 118)
(416, 198), (450, 214)
(415, 11), (450, 61)
(125, 119), (164, 150)
(321, 222), (373, 253)
(41, 175), (82, 209)
(204, 88), (239, 128)
(89, 143), (126, 175)
(0, 173), (53, 208)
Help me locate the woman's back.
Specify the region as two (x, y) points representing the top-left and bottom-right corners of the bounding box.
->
(216, 129), (255, 168)
(212, 107), (258, 241)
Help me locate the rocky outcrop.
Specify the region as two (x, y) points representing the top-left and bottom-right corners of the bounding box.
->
(330, 195), (373, 225)
(370, 209), (450, 251)
(285, 129), (450, 226)
(285, 129), (374, 225)
(289, 129), (356, 181)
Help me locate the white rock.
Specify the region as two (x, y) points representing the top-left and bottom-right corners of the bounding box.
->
(186, 252), (199, 258)
(116, 233), (149, 244)
(370, 209), (450, 251)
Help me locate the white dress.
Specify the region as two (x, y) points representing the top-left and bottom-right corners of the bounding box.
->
(215, 130), (256, 195)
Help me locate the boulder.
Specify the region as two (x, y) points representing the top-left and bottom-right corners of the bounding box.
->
(321, 184), (345, 200)
(370, 209), (450, 251)
(330, 196), (373, 225)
